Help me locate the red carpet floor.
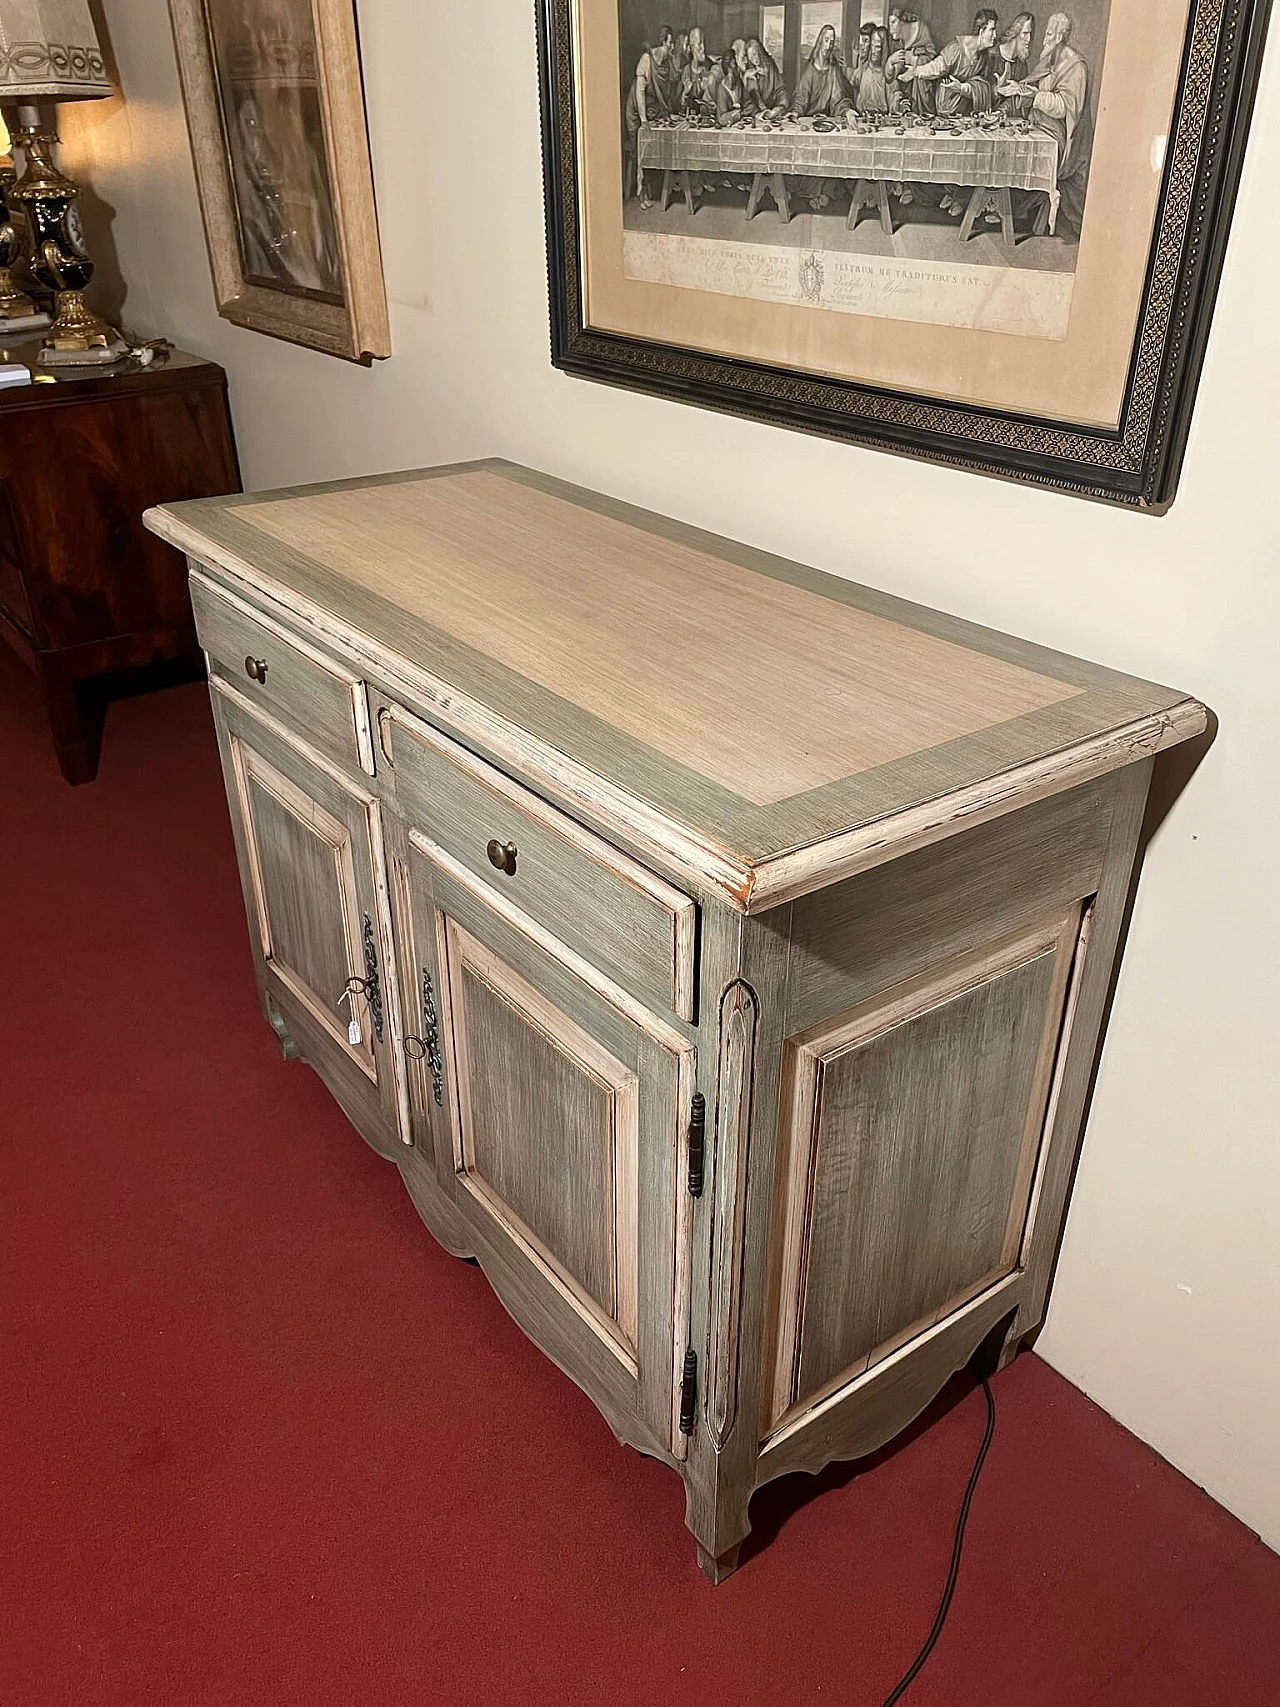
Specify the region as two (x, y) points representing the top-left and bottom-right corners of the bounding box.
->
(3, 651), (1278, 1707)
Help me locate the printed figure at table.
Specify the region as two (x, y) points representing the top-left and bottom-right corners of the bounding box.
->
(714, 49), (747, 123)
(1005, 12), (1094, 237)
(618, 0), (1106, 325)
(743, 39), (789, 119)
(899, 9), (1000, 114)
(789, 23), (853, 121)
(850, 25), (894, 119)
(624, 23), (675, 202)
(681, 27), (717, 115)
(992, 11), (1038, 114)
(886, 8), (940, 115)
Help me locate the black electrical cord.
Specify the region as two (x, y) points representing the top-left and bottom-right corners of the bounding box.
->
(881, 1372), (997, 1706)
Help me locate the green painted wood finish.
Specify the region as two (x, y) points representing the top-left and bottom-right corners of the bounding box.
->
(459, 961), (619, 1317)
(404, 841), (691, 1457)
(386, 703), (695, 1021)
(192, 571), (371, 777)
(210, 687), (405, 1162)
(795, 947), (1060, 1407)
(172, 468), (1201, 1583)
(148, 461), (1200, 888)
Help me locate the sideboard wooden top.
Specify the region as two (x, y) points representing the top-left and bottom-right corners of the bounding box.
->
(146, 460), (1206, 910)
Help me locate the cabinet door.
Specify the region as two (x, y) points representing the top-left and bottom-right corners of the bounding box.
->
(399, 833), (696, 1459)
(211, 682), (409, 1158)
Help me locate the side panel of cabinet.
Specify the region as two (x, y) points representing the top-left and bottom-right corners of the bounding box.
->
(767, 910), (1080, 1432)
(210, 679), (409, 1159)
(396, 834), (696, 1460)
(755, 768), (1149, 1491)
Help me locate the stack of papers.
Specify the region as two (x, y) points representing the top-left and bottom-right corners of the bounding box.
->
(0, 362), (32, 389)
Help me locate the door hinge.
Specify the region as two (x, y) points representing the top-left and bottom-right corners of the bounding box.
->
(679, 1347), (698, 1435)
(687, 1091), (706, 1197)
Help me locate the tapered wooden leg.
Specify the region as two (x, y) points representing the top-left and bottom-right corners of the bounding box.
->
(770, 173), (790, 222)
(680, 169), (695, 212)
(660, 169), (673, 211)
(40, 668), (104, 785)
(877, 179), (894, 236)
(697, 1542), (742, 1585)
(747, 172), (764, 218)
(685, 1472), (752, 1587)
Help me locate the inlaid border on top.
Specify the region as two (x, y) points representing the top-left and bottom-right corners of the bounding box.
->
(146, 464), (1207, 910)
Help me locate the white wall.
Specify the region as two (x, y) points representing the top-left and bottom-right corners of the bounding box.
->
(67, 0), (1279, 1546)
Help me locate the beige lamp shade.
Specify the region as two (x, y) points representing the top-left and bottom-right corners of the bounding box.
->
(0, 0), (111, 100)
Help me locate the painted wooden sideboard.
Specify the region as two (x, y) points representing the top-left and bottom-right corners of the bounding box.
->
(144, 462), (1207, 1582)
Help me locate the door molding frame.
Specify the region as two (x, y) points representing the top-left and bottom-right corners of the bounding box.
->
(767, 906), (1085, 1431)
(214, 673), (413, 1143)
(410, 826), (698, 1456)
(227, 730), (377, 1080)
(443, 913), (642, 1369)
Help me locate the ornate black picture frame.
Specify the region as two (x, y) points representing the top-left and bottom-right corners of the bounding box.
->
(538, 0), (1271, 509)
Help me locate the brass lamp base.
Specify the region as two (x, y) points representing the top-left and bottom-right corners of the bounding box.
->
(0, 269), (49, 329)
(36, 287), (127, 365)
(7, 117), (127, 367)
(0, 156), (47, 331)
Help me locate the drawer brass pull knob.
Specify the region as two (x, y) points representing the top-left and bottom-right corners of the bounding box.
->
(244, 655), (268, 684)
(486, 838), (518, 876)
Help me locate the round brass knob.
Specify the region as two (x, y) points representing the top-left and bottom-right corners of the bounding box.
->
(486, 838), (518, 876)
(245, 655), (268, 684)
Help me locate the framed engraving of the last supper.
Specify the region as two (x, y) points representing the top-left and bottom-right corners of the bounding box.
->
(537, 0), (1271, 506)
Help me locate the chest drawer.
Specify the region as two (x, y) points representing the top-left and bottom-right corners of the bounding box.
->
(191, 570), (376, 776)
(383, 703), (697, 1023)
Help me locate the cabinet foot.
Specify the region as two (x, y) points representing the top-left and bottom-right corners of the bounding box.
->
(265, 1002), (300, 1060)
(978, 1307), (1037, 1375)
(41, 671), (105, 785)
(697, 1542), (742, 1585)
(996, 1329), (1025, 1371)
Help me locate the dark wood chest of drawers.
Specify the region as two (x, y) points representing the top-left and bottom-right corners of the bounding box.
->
(0, 343), (239, 782)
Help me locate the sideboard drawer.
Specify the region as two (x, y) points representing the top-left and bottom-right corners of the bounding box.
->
(191, 569), (376, 776)
(384, 704), (696, 1022)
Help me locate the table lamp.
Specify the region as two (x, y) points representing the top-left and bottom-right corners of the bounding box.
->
(0, 0), (126, 362)
(0, 109), (48, 332)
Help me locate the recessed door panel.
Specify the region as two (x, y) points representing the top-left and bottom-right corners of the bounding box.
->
(769, 910), (1081, 1430)
(243, 760), (369, 1067)
(448, 920), (639, 1354)
(399, 835), (695, 1457)
(211, 682), (409, 1158)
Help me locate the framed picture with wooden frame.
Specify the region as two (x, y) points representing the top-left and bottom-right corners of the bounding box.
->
(169, 0), (390, 363)
(538, 0), (1272, 508)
